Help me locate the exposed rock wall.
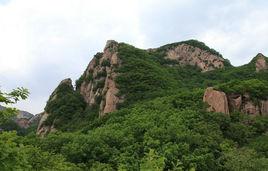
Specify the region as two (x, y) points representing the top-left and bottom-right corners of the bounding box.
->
(204, 87), (268, 116)
(255, 53), (268, 72)
(79, 40), (122, 116)
(203, 87), (229, 114)
(261, 101), (268, 116)
(166, 44), (225, 72)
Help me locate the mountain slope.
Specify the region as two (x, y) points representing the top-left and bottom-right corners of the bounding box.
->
(0, 105), (35, 128)
(37, 39), (233, 135)
(37, 40), (268, 136)
(6, 39), (268, 170)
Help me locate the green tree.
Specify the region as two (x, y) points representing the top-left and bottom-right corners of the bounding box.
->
(140, 149), (166, 171)
(0, 87), (29, 125)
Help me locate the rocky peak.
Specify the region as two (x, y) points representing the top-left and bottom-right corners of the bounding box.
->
(255, 53), (268, 72)
(78, 40), (122, 117)
(165, 43), (226, 72)
(104, 40), (118, 51)
(60, 78), (73, 86)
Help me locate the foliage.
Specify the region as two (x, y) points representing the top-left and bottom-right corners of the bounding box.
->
(2, 41), (268, 170)
(101, 59), (111, 67)
(215, 79), (268, 99)
(140, 149), (166, 171)
(75, 72), (86, 89)
(0, 131), (79, 171)
(0, 87), (29, 125)
(116, 43), (179, 107)
(44, 82), (86, 130)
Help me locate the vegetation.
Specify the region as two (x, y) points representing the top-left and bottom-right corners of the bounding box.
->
(1, 41), (268, 170)
(101, 59), (111, 67)
(157, 39), (224, 58)
(0, 87), (29, 125)
(216, 79), (268, 100)
(44, 82), (86, 130)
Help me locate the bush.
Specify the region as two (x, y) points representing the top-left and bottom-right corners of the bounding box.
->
(101, 59), (111, 67)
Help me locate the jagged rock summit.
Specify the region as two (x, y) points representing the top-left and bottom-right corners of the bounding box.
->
(255, 53), (268, 72)
(78, 40), (122, 116)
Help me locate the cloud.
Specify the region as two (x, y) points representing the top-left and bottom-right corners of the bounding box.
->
(0, 0), (268, 113)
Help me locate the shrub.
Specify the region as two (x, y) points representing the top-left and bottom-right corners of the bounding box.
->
(101, 59), (111, 67)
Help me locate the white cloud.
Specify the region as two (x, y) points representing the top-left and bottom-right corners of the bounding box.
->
(197, 0), (268, 66)
(0, 0), (147, 113)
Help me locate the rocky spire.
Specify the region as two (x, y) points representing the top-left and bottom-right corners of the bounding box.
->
(255, 53), (268, 72)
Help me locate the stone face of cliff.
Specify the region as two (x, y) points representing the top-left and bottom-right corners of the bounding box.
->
(165, 43), (226, 72)
(78, 40), (122, 116)
(203, 87), (229, 114)
(203, 88), (268, 116)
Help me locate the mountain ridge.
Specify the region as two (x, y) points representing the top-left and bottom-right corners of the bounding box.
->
(36, 39), (268, 136)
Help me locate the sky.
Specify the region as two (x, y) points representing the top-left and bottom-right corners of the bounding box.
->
(0, 0), (268, 114)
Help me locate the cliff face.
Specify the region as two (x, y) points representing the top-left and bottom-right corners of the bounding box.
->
(203, 87), (268, 116)
(78, 40), (122, 116)
(165, 43), (226, 72)
(203, 87), (229, 114)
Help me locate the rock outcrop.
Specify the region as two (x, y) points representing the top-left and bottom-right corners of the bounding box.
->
(203, 87), (229, 114)
(261, 101), (268, 116)
(36, 112), (56, 136)
(165, 44), (225, 72)
(204, 88), (268, 116)
(78, 40), (122, 116)
(255, 53), (268, 72)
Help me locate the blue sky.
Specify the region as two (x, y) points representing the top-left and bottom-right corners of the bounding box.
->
(0, 0), (268, 113)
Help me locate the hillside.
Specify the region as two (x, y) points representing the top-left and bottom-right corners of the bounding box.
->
(1, 40), (268, 170)
(0, 105), (37, 128)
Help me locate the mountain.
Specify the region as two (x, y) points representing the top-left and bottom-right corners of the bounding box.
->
(37, 39), (268, 136)
(36, 39), (232, 134)
(23, 39), (268, 170)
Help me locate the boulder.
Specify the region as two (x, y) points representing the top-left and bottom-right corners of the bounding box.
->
(203, 87), (229, 114)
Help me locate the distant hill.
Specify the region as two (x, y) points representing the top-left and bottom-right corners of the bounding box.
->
(0, 105), (35, 128)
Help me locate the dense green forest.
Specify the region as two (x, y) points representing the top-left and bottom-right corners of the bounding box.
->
(1, 40), (268, 170)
